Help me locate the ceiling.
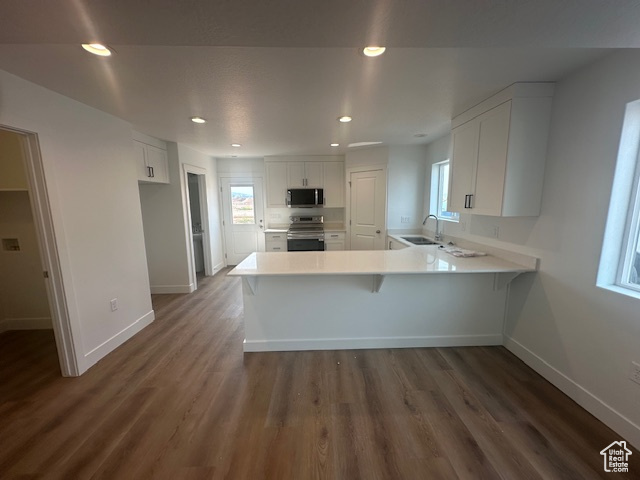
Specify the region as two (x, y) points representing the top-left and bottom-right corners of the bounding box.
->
(1, 1), (638, 157)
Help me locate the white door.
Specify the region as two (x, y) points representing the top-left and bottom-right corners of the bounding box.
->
(349, 169), (386, 250)
(221, 178), (265, 265)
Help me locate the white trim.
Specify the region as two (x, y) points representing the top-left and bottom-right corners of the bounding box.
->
(2, 126), (80, 377)
(83, 310), (155, 368)
(0, 317), (52, 333)
(149, 284), (195, 294)
(181, 163), (213, 291)
(504, 336), (640, 450)
(243, 334), (503, 352)
(212, 261), (225, 275)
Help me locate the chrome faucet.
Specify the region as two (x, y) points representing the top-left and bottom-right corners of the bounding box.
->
(423, 214), (442, 241)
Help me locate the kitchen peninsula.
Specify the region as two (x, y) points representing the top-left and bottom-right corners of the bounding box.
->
(229, 245), (537, 352)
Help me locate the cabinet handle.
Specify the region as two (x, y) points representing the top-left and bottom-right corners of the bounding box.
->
(389, 241), (392, 250)
(147, 166), (152, 178)
(330, 234), (338, 238)
(273, 235), (281, 239)
(273, 247), (281, 250)
(150, 166), (155, 178)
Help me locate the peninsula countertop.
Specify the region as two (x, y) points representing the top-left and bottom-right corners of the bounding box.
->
(229, 246), (535, 277)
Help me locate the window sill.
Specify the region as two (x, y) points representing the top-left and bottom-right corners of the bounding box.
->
(597, 283), (640, 302)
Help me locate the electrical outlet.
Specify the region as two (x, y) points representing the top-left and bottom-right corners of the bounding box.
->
(110, 298), (118, 312)
(400, 216), (410, 224)
(629, 361), (640, 385)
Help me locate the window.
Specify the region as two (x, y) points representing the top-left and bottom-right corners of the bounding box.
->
(230, 185), (255, 224)
(430, 160), (459, 222)
(598, 98), (640, 298)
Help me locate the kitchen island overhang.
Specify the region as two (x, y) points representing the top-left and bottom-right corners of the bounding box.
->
(229, 247), (537, 353)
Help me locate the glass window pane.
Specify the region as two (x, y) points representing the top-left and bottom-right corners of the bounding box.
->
(628, 225), (640, 285)
(230, 185), (255, 224)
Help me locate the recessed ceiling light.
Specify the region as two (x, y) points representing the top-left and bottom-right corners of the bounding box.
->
(231, 143), (241, 147)
(338, 116), (352, 123)
(190, 116), (206, 124)
(348, 141), (383, 148)
(330, 143), (339, 147)
(363, 46), (386, 57)
(81, 43), (112, 56)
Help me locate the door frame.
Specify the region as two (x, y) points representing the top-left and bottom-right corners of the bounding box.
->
(181, 164), (213, 290)
(1, 125), (79, 376)
(345, 165), (388, 251)
(219, 175), (265, 265)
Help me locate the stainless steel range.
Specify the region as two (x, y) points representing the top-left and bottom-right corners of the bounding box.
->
(287, 215), (324, 251)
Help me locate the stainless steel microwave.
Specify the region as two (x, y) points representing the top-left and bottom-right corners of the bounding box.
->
(286, 188), (324, 208)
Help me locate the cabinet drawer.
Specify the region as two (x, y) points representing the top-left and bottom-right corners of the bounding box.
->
(325, 232), (345, 241)
(265, 233), (286, 241)
(266, 242), (286, 252)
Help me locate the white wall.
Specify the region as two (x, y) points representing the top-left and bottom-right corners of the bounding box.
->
(0, 69), (153, 374)
(387, 145), (427, 230)
(345, 146), (389, 168)
(425, 51), (640, 447)
(0, 191), (50, 330)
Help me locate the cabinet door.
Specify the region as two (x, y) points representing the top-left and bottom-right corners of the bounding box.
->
(322, 162), (344, 207)
(325, 240), (345, 251)
(266, 162), (288, 207)
(449, 120), (479, 212)
(134, 141), (150, 181)
(304, 162), (324, 188)
(473, 101), (511, 216)
(287, 162), (305, 187)
(145, 145), (169, 184)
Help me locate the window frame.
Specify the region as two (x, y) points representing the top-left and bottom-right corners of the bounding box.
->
(430, 159), (459, 223)
(617, 152), (640, 292)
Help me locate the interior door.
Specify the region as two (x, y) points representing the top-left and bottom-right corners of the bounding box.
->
(349, 169), (386, 250)
(221, 177), (265, 265)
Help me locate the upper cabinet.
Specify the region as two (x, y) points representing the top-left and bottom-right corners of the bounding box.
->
(133, 132), (169, 184)
(265, 156), (344, 208)
(449, 83), (555, 217)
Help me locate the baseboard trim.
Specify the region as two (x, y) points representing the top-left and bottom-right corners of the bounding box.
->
(150, 284), (194, 294)
(244, 334), (503, 353)
(82, 310), (155, 372)
(0, 317), (52, 333)
(504, 336), (640, 449)
(212, 262), (225, 275)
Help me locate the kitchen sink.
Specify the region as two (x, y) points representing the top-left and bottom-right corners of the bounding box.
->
(401, 236), (438, 245)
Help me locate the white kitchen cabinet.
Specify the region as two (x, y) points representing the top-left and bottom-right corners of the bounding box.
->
(387, 236), (408, 250)
(265, 232), (287, 252)
(134, 140), (169, 184)
(287, 162), (323, 188)
(265, 162), (288, 207)
(325, 231), (345, 251)
(449, 83), (554, 217)
(264, 156), (345, 208)
(322, 161), (345, 208)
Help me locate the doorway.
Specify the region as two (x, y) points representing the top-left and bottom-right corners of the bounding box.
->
(347, 167), (387, 250)
(182, 164), (213, 291)
(0, 126), (77, 376)
(220, 177), (265, 265)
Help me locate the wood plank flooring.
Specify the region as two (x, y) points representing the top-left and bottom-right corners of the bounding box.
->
(0, 268), (638, 479)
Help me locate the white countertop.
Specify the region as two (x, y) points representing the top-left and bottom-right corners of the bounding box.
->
(229, 246), (534, 277)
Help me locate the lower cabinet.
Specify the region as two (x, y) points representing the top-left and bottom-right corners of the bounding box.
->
(265, 232), (287, 252)
(387, 236), (408, 250)
(325, 231), (346, 251)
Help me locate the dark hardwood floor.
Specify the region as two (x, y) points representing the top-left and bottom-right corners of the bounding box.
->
(0, 268), (638, 479)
